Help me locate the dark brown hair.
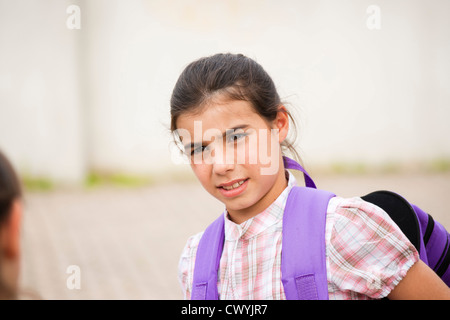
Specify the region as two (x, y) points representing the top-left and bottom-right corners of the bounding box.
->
(170, 53), (300, 161)
(0, 149), (22, 299)
(0, 150), (22, 223)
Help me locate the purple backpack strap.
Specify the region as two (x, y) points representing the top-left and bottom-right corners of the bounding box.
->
(283, 156), (317, 189)
(282, 186), (335, 300)
(191, 214), (225, 300)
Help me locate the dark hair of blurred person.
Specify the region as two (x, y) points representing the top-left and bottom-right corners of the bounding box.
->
(0, 150), (22, 299)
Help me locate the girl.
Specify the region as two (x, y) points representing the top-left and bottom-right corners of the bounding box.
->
(0, 150), (23, 299)
(171, 53), (450, 300)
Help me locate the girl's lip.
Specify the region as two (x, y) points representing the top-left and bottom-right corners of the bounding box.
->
(217, 178), (249, 198)
(217, 178), (248, 188)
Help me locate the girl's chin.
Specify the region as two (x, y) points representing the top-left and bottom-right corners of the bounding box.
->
(221, 196), (260, 216)
(219, 196), (249, 208)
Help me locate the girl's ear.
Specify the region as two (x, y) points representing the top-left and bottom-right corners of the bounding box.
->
(274, 106), (290, 143)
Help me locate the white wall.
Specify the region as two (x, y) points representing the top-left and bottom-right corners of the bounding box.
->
(1, 0), (449, 184)
(0, 0), (85, 184)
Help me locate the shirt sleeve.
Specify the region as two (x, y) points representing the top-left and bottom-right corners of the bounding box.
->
(178, 232), (203, 300)
(326, 196), (420, 299)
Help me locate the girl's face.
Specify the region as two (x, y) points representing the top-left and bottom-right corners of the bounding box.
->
(175, 98), (290, 223)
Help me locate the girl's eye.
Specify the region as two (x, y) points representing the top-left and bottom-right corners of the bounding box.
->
(191, 144), (212, 156)
(191, 145), (206, 156)
(226, 132), (248, 143)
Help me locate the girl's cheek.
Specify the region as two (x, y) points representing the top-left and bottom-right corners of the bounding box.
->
(244, 132), (259, 165)
(191, 163), (205, 180)
(192, 163), (214, 184)
(235, 138), (248, 165)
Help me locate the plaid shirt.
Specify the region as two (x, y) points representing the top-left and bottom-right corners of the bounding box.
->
(178, 171), (419, 300)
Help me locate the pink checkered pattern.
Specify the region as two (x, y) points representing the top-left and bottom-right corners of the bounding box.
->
(178, 172), (419, 300)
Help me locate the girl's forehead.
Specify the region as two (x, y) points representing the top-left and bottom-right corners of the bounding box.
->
(177, 100), (262, 129)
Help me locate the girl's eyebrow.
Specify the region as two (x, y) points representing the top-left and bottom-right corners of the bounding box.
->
(183, 124), (250, 150)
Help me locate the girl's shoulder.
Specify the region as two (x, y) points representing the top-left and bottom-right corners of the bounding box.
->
(178, 230), (204, 297)
(328, 195), (387, 216)
(326, 195), (397, 230)
(180, 230), (204, 259)
(325, 194), (409, 245)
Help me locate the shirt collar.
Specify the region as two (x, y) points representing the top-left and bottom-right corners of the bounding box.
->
(223, 170), (298, 241)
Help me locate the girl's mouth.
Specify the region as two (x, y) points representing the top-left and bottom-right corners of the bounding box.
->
(217, 178), (249, 198)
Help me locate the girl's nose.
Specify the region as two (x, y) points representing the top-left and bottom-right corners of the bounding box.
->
(212, 161), (235, 175)
(211, 147), (235, 175)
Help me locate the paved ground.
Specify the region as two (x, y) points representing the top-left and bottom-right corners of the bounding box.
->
(18, 172), (450, 299)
